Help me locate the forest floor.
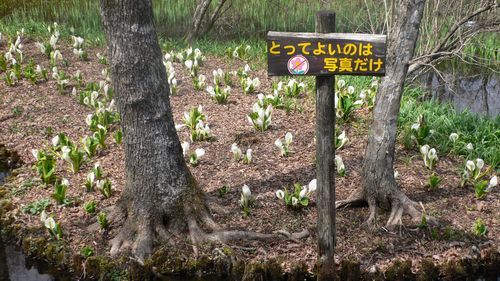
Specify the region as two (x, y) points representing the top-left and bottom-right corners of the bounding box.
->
(0, 39), (498, 279)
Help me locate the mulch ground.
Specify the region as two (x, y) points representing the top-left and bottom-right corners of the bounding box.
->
(0, 38), (498, 276)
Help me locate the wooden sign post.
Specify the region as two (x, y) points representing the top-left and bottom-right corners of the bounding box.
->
(267, 11), (386, 281)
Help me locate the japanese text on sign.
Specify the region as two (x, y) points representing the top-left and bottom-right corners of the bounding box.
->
(267, 31), (386, 76)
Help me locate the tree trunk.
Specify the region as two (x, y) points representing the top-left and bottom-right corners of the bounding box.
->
(185, 0), (212, 43)
(98, 0), (307, 262)
(336, 0), (434, 229)
(99, 0), (209, 261)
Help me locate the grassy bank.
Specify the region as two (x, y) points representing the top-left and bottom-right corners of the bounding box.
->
(399, 88), (500, 169)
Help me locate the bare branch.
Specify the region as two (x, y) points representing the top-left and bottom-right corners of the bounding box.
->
(408, 2), (498, 75)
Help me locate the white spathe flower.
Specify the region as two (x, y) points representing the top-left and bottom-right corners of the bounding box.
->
(428, 148), (437, 160)
(207, 86), (215, 96)
(195, 148), (205, 158)
(274, 139), (283, 149)
(35, 42), (46, 54)
(231, 143), (242, 159)
(291, 197), (299, 206)
(299, 187), (308, 199)
(347, 86), (355, 94)
(175, 124), (185, 131)
(486, 176), (497, 192)
(466, 160), (475, 172)
(31, 149), (39, 160)
(411, 123), (420, 131)
(338, 131), (347, 142)
(244, 64), (251, 73)
(449, 133), (459, 142)
(49, 34), (59, 48)
(72, 36), (84, 48)
(87, 172), (95, 183)
(276, 81), (283, 91)
(420, 144), (430, 156)
(466, 143), (474, 150)
(44, 217), (56, 230)
(181, 141), (190, 156)
(394, 170), (399, 179)
(245, 149), (252, 162)
(242, 184), (251, 199)
(308, 179), (317, 193)
(476, 158), (484, 171)
(252, 77), (261, 88)
(276, 190), (285, 200)
(85, 114), (93, 126)
(359, 90), (367, 100)
(185, 59), (193, 70)
(61, 178), (69, 186)
(285, 132), (293, 144)
(53, 50), (62, 60)
(52, 135), (60, 147)
(337, 79), (346, 88)
(40, 210), (48, 223)
(61, 146), (71, 162)
(335, 155), (345, 171)
(194, 48), (201, 57)
(95, 179), (104, 190)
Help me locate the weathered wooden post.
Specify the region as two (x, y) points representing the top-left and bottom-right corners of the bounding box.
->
(267, 11), (386, 280)
(314, 11), (336, 281)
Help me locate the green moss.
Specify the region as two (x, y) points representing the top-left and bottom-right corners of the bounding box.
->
(242, 261), (267, 281)
(481, 249), (500, 279)
(288, 261), (312, 281)
(442, 259), (467, 281)
(230, 259), (246, 280)
(22, 236), (46, 256)
(85, 255), (118, 280)
(418, 259), (439, 281)
(42, 240), (69, 266)
(264, 259), (283, 280)
(385, 260), (415, 281)
(0, 187), (7, 198)
(339, 258), (361, 281)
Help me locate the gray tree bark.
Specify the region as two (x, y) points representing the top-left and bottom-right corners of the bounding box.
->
(336, 0), (436, 228)
(185, 0), (212, 43)
(99, 0), (209, 261)
(185, 0), (230, 43)
(98, 0), (308, 262)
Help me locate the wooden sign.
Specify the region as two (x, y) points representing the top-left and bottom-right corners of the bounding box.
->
(267, 31), (386, 76)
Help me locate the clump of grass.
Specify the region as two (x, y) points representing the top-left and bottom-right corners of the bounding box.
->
(399, 87), (499, 168)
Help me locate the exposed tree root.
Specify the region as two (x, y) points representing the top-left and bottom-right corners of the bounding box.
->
(336, 187), (438, 231)
(104, 193), (310, 264)
(335, 187), (366, 209)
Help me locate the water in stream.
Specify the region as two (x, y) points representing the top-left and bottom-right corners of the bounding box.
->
(0, 238), (66, 281)
(0, 145), (63, 281)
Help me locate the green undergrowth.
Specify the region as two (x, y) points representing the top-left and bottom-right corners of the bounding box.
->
(399, 87), (499, 169)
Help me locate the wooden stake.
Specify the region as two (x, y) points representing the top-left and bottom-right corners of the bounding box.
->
(315, 11), (336, 281)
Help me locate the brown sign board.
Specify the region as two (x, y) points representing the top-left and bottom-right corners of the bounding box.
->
(267, 31), (387, 76)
